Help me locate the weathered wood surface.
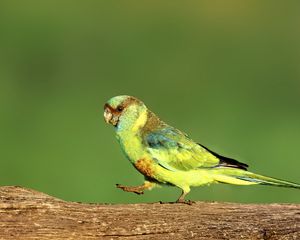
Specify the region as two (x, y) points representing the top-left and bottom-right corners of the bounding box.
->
(0, 186), (299, 239)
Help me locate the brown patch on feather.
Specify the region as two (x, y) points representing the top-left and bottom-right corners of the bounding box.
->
(141, 111), (166, 135)
(104, 97), (140, 113)
(104, 103), (119, 114)
(134, 158), (155, 179)
(122, 96), (140, 109)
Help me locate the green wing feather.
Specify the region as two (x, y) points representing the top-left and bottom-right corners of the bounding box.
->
(144, 127), (221, 171)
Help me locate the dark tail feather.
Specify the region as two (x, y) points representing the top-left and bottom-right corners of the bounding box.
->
(198, 143), (248, 170)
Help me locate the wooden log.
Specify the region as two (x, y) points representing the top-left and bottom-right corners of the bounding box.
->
(0, 186), (299, 239)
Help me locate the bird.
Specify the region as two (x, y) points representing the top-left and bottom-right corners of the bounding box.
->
(104, 95), (300, 203)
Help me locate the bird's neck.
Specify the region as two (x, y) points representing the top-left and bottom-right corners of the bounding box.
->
(115, 110), (148, 163)
(115, 110), (166, 164)
(116, 108), (148, 135)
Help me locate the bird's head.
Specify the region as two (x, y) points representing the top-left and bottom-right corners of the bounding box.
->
(104, 95), (147, 130)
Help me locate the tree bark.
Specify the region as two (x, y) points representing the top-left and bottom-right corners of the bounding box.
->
(0, 186), (299, 239)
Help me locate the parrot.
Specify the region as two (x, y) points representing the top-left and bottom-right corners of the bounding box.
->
(104, 95), (300, 203)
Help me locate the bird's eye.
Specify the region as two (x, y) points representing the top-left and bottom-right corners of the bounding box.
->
(117, 106), (124, 112)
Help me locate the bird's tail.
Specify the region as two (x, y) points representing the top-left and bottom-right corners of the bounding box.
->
(212, 168), (300, 189)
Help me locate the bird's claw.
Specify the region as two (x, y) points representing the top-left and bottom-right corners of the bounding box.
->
(116, 184), (144, 195)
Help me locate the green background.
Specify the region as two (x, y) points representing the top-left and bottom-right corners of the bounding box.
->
(0, 1), (299, 204)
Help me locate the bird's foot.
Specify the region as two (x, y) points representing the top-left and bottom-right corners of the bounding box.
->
(116, 184), (144, 195)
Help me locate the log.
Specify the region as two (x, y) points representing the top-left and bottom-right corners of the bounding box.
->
(0, 186), (299, 239)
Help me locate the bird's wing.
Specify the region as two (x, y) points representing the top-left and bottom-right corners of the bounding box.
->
(144, 127), (221, 171)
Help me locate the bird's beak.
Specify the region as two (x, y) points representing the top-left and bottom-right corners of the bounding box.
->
(104, 107), (113, 124)
(104, 104), (120, 126)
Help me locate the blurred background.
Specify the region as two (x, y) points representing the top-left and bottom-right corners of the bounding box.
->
(0, 1), (299, 204)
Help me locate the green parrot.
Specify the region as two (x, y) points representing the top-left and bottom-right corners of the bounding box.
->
(104, 95), (300, 203)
